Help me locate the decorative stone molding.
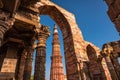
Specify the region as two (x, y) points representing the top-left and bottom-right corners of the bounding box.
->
(101, 44), (113, 57)
(0, 10), (15, 46)
(37, 25), (50, 47)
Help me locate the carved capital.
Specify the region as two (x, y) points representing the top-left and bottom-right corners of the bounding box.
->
(0, 10), (15, 28)
(39, 25), (50, 36)
(37, 25), (50, 47)
(101, 44), (113, 57)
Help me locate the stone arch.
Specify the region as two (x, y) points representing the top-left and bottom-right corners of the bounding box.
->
(37, 1), (84, 79)
(86, 44), (102, 80)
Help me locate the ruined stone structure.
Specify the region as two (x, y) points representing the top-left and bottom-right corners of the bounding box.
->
(105, 0), (120, 33)
(50, 25), (66, 80)
(0, 0), (119, 80)
(101, 41), (120, 80)
(101, 1), (120, 80)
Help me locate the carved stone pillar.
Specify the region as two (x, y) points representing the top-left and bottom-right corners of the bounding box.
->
(102, 44), (119, 80)
(0, 10), (15, 46)
(105, 55), (119, 80)
(97, 55), (107, 80)
(34, 25), (50, 80)
(23, 46), (34, 80)
(17, 50), (27, 80)
(111, 53), (120, 79)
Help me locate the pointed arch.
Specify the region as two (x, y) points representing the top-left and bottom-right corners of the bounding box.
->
(37, 1), (84, 79)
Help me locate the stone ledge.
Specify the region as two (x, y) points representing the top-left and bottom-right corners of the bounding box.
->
(0, 72), (15, 80)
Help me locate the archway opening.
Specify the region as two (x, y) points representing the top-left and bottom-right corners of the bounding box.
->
(41, 15), (66, 80)
(31, 15), (67, 80)
(38, 4), (79, 80)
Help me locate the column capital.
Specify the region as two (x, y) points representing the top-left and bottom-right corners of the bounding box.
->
(37, 25), (50, 47)
(101, 44), (113, 57)
(38, 25), (50, 38)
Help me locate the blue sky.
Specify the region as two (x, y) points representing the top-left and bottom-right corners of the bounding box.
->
(32, 0), (120, 79)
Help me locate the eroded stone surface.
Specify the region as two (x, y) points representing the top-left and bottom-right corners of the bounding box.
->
(0, 0), (119, 80)
(105, 0), (120, 32)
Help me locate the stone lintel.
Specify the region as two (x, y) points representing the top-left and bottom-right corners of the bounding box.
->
(0, 72), (15, 80)
(2, 37), (25, 47)
(15, 12), (40, 28)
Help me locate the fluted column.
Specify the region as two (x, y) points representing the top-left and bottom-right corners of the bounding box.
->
(0, 10), (15, 46)
(102, 44), (119, 80)
(23, 46), (34, 80)
(34, 25), (50, 80)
